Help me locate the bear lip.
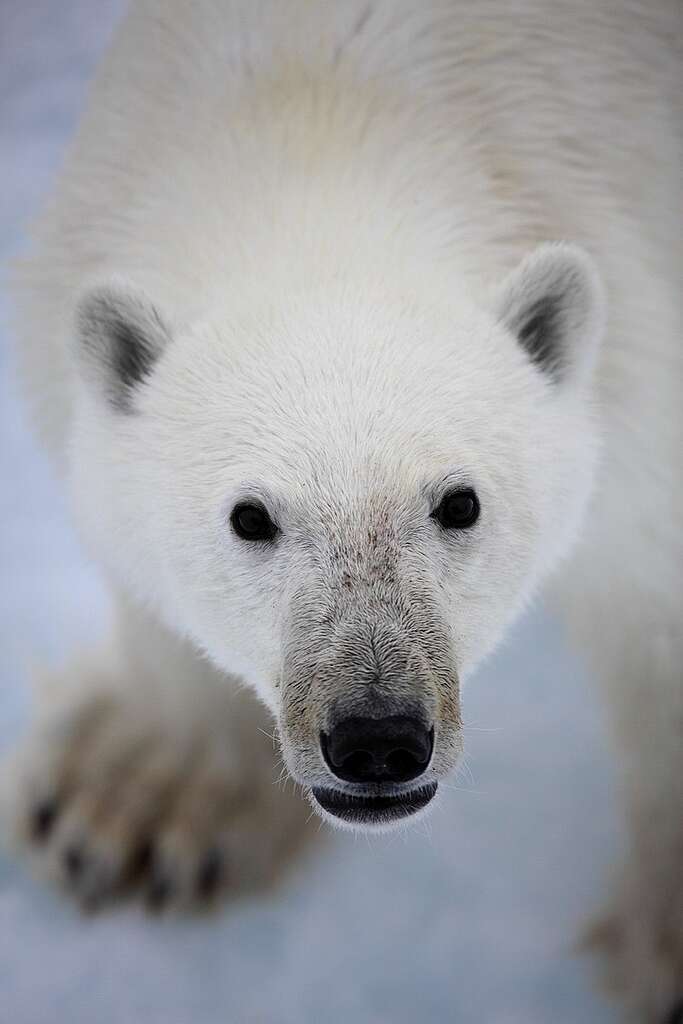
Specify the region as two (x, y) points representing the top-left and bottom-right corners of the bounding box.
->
(311, 781), (438, 824)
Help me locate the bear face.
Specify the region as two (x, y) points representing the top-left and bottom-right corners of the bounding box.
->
(69, 244), (604, 829)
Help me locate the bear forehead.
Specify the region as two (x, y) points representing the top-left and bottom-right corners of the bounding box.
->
(155, 324), (541, 447)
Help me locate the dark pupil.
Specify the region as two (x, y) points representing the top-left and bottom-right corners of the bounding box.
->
(239, 507), (265, 534)
(438, 489), (479, 529)
(232, 503), (274, 540)
(447, 494), (473, 520)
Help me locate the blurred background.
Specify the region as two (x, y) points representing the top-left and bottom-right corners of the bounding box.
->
(0, 3), (622, 1022)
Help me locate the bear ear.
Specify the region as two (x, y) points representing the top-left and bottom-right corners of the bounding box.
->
(494, 243), (605, 385)
(75, 281), (171, 411)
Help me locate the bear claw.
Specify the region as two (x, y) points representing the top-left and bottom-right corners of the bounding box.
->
(30, 799), (59, 842)
(664, 1002), (683, 1024)
(63, 843), (86, 881)
(196, 849), (224, 899)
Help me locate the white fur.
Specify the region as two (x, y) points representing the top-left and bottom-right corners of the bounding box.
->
(6, 2), (682, 1018)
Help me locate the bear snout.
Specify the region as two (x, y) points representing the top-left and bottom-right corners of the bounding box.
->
(307, 712), (439, 829)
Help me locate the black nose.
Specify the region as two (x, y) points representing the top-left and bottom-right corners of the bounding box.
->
(321, 716), (434, 785)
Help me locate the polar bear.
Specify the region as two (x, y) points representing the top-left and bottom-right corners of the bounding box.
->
(5, 1), (681, 1020)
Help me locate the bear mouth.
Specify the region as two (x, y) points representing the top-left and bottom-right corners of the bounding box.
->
(311, 781), (438, 825)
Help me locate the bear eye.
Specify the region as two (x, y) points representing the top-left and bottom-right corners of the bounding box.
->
(230, 501), (278, 542)
(432, 488), (480, 530)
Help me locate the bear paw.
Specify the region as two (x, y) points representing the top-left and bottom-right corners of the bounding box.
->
(3, 689), (312, 911)
(585, 870), (683, 1024)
